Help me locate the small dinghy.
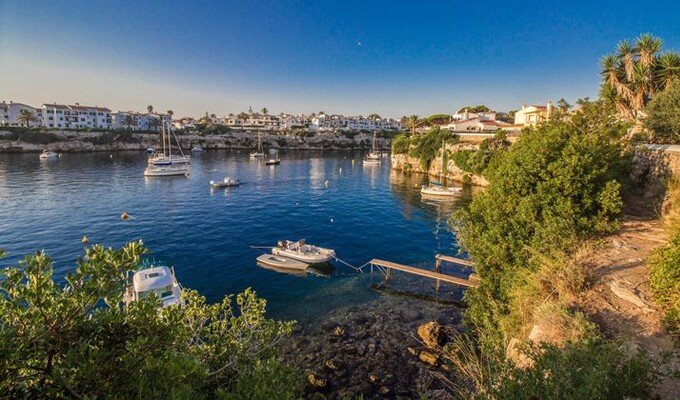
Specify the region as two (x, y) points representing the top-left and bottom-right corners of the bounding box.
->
(256, 254), (308, 271)
(210, 177), (240, 188)
(39, 149), (59, 160)
(272, 239), (336, 264)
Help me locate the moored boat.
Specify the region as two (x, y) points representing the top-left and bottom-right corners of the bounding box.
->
(363, 131), (381, 165)
(192, 146), (203, 152)
(210, 177), (240, 188)
(39, 149), (59, 160)
(420, 183), (462, 196)
(123, 265), (183, 309)
(250, 132), (265, 158)
(145, 121), (191, 176)
(272, 239), (336, 264)
(266, 149), (280, 165)
(256, 254), (308, 271)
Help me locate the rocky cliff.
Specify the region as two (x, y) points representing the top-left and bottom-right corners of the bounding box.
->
(390, 143), (489, 186)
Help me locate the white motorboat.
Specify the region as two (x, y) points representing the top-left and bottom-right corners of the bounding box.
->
(123, 265), (183, 309)
(145, 121), (191, 176)
(420, 139), (460, 197)
(39, 150), (59, 160)
(256, 254), (308, 271)
(192, 146), (203, 152)
(210, 176), (240, 188)
(272, 239), (336, 264)
(250, 132), (265, 158)
(266, 149), (280, 165)
(146, 147), (155, 154)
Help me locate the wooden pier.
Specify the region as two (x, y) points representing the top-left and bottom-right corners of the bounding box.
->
(369, 258), (479, 289)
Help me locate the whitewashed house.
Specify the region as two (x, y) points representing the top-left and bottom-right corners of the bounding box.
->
(42, 103), (111, 129)
(0, 101), (43, 127)
(112, 111), (171, 131)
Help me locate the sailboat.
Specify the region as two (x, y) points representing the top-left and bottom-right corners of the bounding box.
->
(145, 120), (191, 176)
(363, 131), (381, 165)
(250, 132), (265, 158)
(420, 139), (461, 197)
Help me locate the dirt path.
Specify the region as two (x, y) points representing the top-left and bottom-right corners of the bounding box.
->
(582, 216), (679, 398)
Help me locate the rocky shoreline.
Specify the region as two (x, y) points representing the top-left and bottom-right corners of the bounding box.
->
(280, 293), (464, 399)
(0, 129), (392, 153)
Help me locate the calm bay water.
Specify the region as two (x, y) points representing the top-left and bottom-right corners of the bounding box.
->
(0, 150), (471, 321)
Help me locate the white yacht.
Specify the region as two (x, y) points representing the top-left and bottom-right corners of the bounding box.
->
(191, 146), (203, 152)
(272, 239), (336, 264)
(266, 149), (280, 165)
(210, 176), (240, 188)
(363, 132), (381, 165)
(123, 265), (183, 309)
(145, 121), (191, 176)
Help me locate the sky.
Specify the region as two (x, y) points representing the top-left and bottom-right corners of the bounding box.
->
(1, 0), (680, 118)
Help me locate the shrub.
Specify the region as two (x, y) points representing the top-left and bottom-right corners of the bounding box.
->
(408, 126), (452, 169)
(451, 150), (474, 172)
(0, 242), (301, 399)
(645, 79), (680, 144)
(391, 134), (410, 154)
(1, 129), (62, 144)
(648, 231), (680, 336)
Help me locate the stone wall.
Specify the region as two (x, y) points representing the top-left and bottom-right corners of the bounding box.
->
(390, 143), (489, 186)
(630, 144), (680, 209)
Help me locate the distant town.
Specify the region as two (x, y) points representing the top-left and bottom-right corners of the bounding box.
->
(0, 100), (556, 133)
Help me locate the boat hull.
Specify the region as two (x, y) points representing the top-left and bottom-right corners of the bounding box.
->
(144, 165), (190, 176)
(272, 247), (335, 264)
(420, 186), (461, 196)
(256, 254), (308, 270)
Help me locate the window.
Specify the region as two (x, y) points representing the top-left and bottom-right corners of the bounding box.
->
(49, 116), (53, 121)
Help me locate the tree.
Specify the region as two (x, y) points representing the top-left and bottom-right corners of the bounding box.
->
(405, 115), (422, 135)
(367, 113), (381, 120)
(457, 105), (491, 113)
(237, 112), (249, 122)
(123, 114), (135, 130)
(147, 105), (154, 113)
(167, 110), (174, 117)
(261, 107), (268, 115)
(0, 242), (301, 398)
(557, 98), (572, 112)
(600, 34), (680, 121)
(148, 117), (161, 132)
(645, 79), (680, 143)
(17, 109), (38, 127)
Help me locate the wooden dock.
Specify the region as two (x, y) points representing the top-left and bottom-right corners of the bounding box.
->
(435, 254), (475, 268)
(369, 258), (479, 288)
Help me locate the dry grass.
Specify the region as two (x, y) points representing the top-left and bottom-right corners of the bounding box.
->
(662, 177), (680, 234)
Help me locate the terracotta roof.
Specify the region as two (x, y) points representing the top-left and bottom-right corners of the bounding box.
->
(480, 121), (498, 125)
(454, 117), (480, 124)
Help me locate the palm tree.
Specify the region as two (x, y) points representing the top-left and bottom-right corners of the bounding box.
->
(123, 114), (135, 130)
(148, 117), (161, 132)
(166, 110), (174, 117)
(261, 107), (268, 115)
(600, 33), (680, 121)
(17, 109), (38, 127)
(147, 105), (154, 114)
(405, 115), (421, 135)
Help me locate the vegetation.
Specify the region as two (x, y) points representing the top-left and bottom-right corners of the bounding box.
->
(404, 115), (422, 135)
(600, 33), (680, 122)
(450, 132), (510, 175)
(407, 126), (455, 169)
(645, 79), (680, 143)
(457, 105), (491, 113)
(391, 133), (410, 154)
(82, 131), (136, 145)
(0, 242), (301, 399)
(425, 114), (451, 125)
(648, 232), (680, 337)
(17, 109), (39, 127)
(1, 128), (61, 144)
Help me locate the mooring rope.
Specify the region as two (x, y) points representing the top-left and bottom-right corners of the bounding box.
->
(333, 257), (370, 273)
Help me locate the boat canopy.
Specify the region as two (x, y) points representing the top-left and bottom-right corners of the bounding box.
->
(132, 266), (174, 292)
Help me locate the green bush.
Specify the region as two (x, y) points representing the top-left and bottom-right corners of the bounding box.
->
(391, 134), (410, 154)
(648, 231), (680, 336)
(645, 79), (680, 143)
(451, 150), (474, 172)
(1, 129), (61, 144)
(456, 102), (630, 346)
(0, 242), (301, 399)
(408, 126), (452, 169)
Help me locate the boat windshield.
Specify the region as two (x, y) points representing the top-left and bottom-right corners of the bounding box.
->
(138, 285), (175, 300)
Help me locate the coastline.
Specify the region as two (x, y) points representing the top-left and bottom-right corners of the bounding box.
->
(0, 129), (393, 153)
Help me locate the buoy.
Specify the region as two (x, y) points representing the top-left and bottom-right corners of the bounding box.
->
(121, 212), (135, 220)
(324, 180), (329, 188)
(339, 168), (342, 173)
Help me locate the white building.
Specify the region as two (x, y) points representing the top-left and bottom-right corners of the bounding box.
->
(0, 101), (43, 127)
(452, 109), (496, 122)
(41, 103), (112, 129)
(513, 102), (553, 127)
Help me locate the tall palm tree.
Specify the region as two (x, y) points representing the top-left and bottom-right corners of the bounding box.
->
(147, 105), (154, 114)
(261, 107), (268, 115)
(17, 109), (38, 127)
(600, 33), (680, 121)
(123, 114), (135, 130)
(405, 115), (421, 135)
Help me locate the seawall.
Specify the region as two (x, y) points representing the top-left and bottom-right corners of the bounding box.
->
(390, 143), (489, 186)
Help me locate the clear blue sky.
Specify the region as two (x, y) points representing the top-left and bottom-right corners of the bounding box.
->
(1, 0), (679, 118)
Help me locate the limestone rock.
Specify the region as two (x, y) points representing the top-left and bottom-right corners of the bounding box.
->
(419, 350), (438, 366)
(417, 321), (447, 348)
(324, 360), (338, 370)
(307, 373), (328, 388)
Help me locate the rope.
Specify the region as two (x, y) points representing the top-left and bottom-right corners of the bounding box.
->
(333, 257), (370, 273)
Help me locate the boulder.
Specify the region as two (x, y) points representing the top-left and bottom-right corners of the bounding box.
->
(417, 322), (447, 348)
(307, 373), (328, 389)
